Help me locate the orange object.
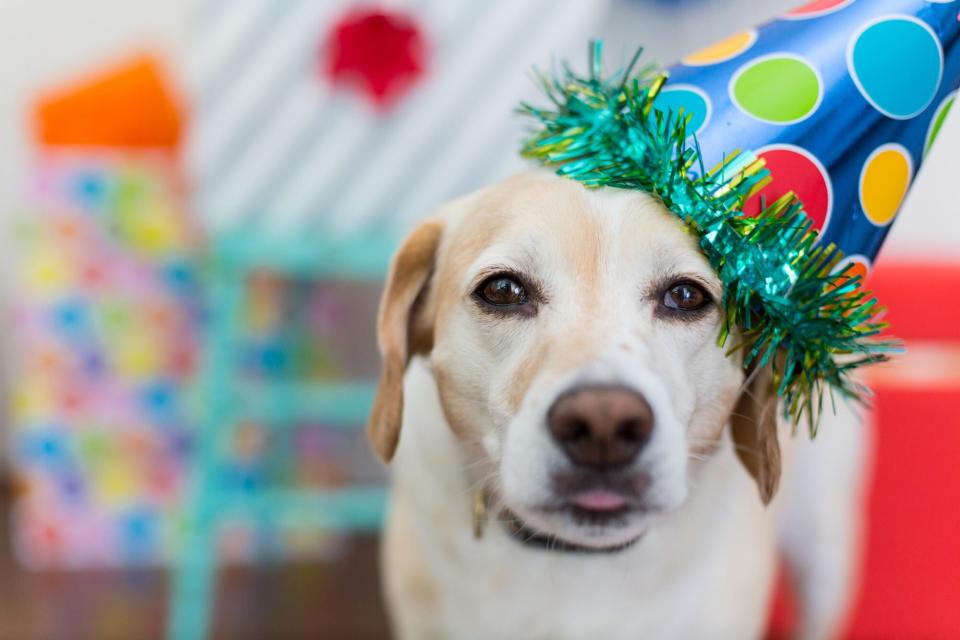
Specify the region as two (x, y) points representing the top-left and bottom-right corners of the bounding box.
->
(33, 54), (183, 149)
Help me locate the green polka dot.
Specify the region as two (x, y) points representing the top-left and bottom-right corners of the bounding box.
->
(731, 56), (821, 124)
(925, 93), (956, 156)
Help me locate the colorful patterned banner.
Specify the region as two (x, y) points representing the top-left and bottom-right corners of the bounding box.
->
(9, 156), (380, 568)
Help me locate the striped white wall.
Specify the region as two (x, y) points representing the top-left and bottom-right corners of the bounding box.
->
(189, 0), (609, 238)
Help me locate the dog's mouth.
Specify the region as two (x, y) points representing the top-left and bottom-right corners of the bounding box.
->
(500, 506), (644, 554)
(499, 475), (654, 553)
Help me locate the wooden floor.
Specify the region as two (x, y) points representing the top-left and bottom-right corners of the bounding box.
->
(0, 487), (390, 640)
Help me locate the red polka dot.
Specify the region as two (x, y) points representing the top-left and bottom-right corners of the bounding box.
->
(81, 262), (108, 287)
(786, 0), (854, 18)
(169, 347), (195, 377)
(149, 464), (179, 497)
(743, 145), (832, 235)
(60, 389), (84, 412)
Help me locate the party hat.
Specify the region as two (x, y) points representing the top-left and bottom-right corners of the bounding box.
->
(519, 0), (959, 431)
(664, 0), (959, 268)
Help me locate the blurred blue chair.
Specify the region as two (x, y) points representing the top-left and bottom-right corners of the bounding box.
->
(167, 227), (397, 639)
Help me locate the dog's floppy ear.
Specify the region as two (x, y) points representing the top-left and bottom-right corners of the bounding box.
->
(368, 219), (443, 462)
(730, 365), (781, 505)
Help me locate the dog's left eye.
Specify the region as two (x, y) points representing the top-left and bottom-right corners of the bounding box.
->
(662, 281), (711, 312)
(476, 275), (528, 307)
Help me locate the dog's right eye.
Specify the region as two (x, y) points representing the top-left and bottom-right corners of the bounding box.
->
(660, 280), (713, 316)
(476, 275), (528, 307)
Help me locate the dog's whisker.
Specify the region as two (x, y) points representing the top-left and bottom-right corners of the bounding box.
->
(460, 470), (502, 499)
(464, 460), (499, 477)
(463, 473), (501, 497)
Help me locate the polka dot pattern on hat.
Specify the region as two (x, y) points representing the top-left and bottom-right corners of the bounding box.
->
(665, 0), (960, 262)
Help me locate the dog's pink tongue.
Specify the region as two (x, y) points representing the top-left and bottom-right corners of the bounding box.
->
(573, 491), (627, 511)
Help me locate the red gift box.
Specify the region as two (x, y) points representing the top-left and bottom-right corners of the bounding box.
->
(769, 262), (960, 638)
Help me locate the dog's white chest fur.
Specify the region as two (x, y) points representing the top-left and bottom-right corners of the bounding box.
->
(383, 360), (778, 640)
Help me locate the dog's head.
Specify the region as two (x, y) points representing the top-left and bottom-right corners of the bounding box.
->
(369, 171), (780, 551)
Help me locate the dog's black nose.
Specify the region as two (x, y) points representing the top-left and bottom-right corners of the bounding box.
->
(548, 386), (654, 469)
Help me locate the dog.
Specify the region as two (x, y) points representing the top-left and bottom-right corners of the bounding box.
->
(368, 170), (870, 639)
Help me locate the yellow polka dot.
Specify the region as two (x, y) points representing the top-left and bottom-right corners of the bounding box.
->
(11, 379), (54, 420)
(96, 460), (138, 506)
(26, 253), (70, 294)
(112, 335), (161, 379)
(860, 145), (912, 226)
(683, 30), (757, 66)
(132, 209), (180, 255)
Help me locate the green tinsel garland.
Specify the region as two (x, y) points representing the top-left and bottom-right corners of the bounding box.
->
(519, 43), (897, 433)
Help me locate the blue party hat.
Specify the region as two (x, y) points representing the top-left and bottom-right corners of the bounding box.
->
(663, 0), (959, 273)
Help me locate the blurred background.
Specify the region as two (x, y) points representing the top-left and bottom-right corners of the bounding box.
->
(0, 0), (957, 638)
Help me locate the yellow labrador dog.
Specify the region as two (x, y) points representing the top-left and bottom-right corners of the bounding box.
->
(369, 170), (868, 640)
